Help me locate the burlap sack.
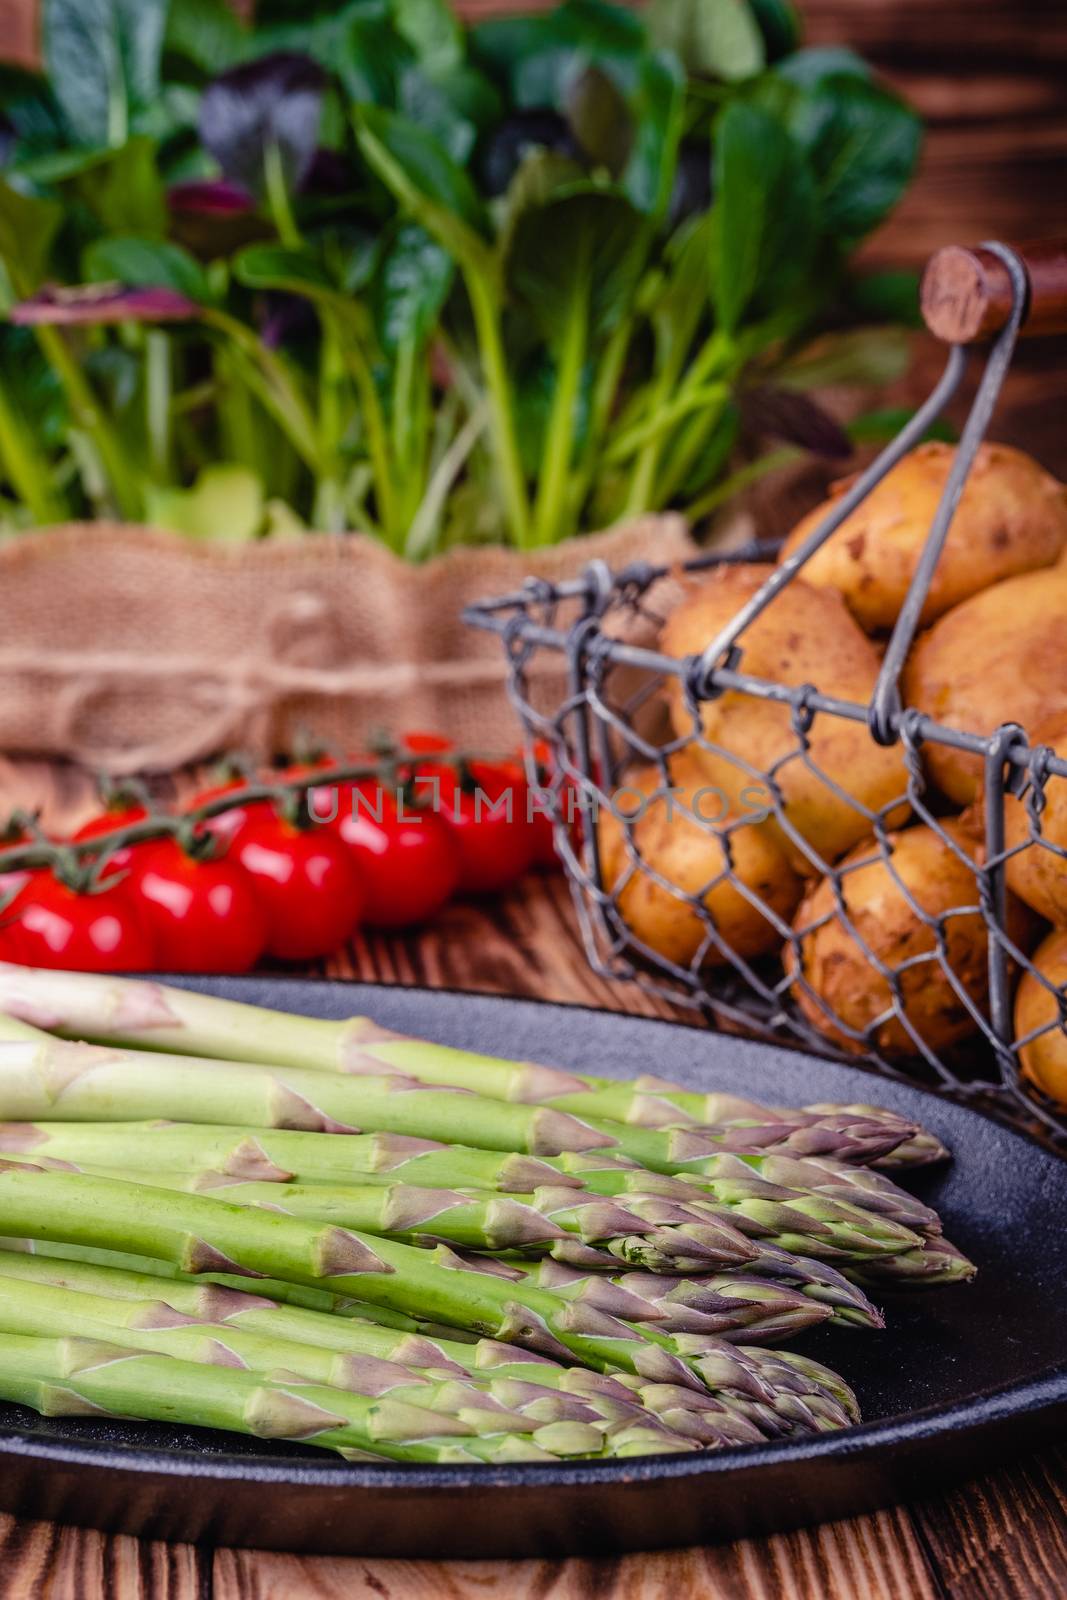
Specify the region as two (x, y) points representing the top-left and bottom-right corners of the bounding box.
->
(0, 517), (694, 772)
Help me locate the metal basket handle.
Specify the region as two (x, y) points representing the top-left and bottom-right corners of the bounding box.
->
(693, 238), (1067, 744)
(921, 238), (1067, 343)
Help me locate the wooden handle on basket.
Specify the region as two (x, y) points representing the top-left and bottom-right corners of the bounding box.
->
(920, 239), (1067, 343)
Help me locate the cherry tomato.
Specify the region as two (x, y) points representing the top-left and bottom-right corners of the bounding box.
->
(433, 760), (536, 895)
(185, 779), (271, 846)
(7, 873), (156, 972)
(123, 838), (267, 974)
(231, 813), (363, 961)
(331, 780), (459, 928)
(73, 805), (149, 871)
(520, 741), (580, 870)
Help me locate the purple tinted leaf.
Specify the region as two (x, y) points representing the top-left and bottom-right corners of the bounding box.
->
(740, 385), (853, 459)
(199, 52), (326, 198)
(11, 283), (199, 325)
(168, 178), (255, 216)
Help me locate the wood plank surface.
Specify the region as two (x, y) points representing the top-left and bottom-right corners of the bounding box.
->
(0, 760), (1065, 1600)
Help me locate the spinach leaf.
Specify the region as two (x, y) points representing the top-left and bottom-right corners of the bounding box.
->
(785, 74), (921, 243)
(0, 179), (62, 295)
(506, 184), (644, 343)
(712, 99), (817, 333)
(42, 0), (168, 147)
(622, 49), (685, 216)
(83, 236), (211, 303)
(392, 0), (464, 77)
(355, 106), (491, 277)
(372, 222), (454, 355)
(647, 0), (765, 82)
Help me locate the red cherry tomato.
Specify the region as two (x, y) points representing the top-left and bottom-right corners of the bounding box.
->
(331, 780), (459, 928)
(433, 760), (536, 895)
(521, 741), (581, 870)
(7, 873), (156, 972)
(185, 779), (272, 846)
(231, 814), (363, 961)
(73, 805), (149, 871)
(122, 838), (267, 974)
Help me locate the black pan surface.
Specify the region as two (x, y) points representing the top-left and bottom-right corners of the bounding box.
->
(0, 977), (1063, 1556)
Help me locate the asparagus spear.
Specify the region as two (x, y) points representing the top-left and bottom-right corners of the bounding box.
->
(0, 1032), (917, 1182)
(0, 1236), (455, 1327)
(740, 1244), (884, 1329)
(498, 1258), (835, 1343)
(0, 1120), (924, 1263)
(845, 1236), (978, 1289)
(0, 1272), (724, 1445)
(0, 1162), (858, 1429)
(0, 1255), (772, 1446)
(0, 1331), (707, 1461)
(0, 968), (927, 1162)
(6, 1231), (887, 1335)
(11, 1162), (754, 1273)
(0, 1120), (936, 1232)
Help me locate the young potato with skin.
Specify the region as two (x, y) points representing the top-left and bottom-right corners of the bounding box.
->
(1004, 711), (1067, 925)
(660, 564), (910, 874)
(1015, 928), (1067, 1107)
(778, 443), (1067, 634)
(788, 820), (1030, 1060)
(597, 755), (803, 969)
(903, 569), (1067, 805)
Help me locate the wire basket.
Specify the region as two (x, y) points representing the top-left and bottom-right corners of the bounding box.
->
(467, 240), (1067, 1147)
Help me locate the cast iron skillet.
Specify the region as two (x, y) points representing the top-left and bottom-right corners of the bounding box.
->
(0, 977), (1063, 1557)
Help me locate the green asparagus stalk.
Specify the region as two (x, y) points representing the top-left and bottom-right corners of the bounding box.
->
(0, 1272), (720, 1448)
(0, 1253), (770, 1446)
(498, 1257), (835, 1343)
(7, 1230), (885, 1334)
(0, 1119), (937, 1232)
(0, 1120), (924, 1263)
(740, 1243), (885, 1329)
(0, 968), (930, 1162)
(0, 1331), (704, 1461)
(12, 1162), (753, 1273)
(0, 1162), (858, 1429)
(0, 1236), (443, 1327)
(0, 1031), (918, 1183)
(845, 1236), (978, 1289)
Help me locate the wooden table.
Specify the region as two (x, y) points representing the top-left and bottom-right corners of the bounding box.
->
(0, 761), (1065, 1600)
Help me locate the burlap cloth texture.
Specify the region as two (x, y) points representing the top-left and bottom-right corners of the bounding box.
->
(0, 516), (694, 772)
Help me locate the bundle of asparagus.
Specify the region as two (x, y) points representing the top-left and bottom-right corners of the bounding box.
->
(0, 963), (973, 1466)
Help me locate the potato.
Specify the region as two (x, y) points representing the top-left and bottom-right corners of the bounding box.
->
(902, 569), (1067, 805)
(660, 563), (910, 871)
(778, 442), (1067, 633)
(788, 821), (1028, 1059)
(597, 755), (803, 969)
(1016, 928), (1067, 1107)
(1004, 711), (1067, 924)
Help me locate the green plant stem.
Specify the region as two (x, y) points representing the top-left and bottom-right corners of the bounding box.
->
(144, 330), (171, 481)
(312, 328), (347, 532)
(203, 310), (321, 474)
(32, 326), (141, 519)
(465, 272), (531, 547)
(332, 320), (400, 547)
(405, 401), (488, 561)
(681, 447), (800, 524)
(532, 239), (590, 546)
(607, 382), (729, 465)
(0, 376), (64, 523)
(263, 142), (302, 250)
